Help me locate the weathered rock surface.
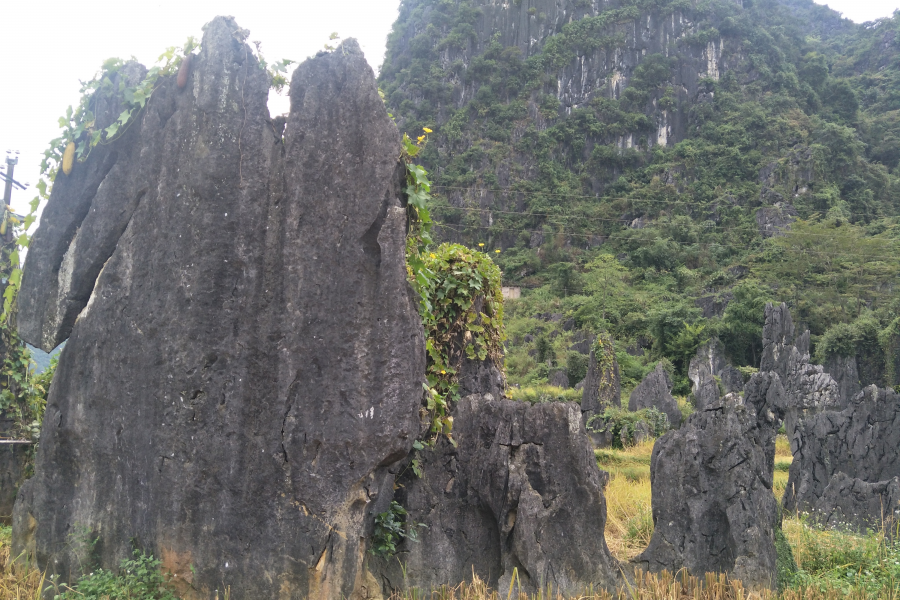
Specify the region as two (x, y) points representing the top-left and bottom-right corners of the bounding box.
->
(581, 337), (621, 416)
(636, 372), (787, 590)
(373, 394), (621, 596)
(760, 303), (840, 438)
(628, 363), (681, 429)
(823, 354), (861, 407)
(694, 375), (719, 411)
(811, 472), (900, 537)
(549, 369), (570, 389)
(0, 443), (30, 524)
(783, 386), (900, 516)
(720, 366), (745, 395)
(688, 338), (727, 391)
(14, 19), (424, 600)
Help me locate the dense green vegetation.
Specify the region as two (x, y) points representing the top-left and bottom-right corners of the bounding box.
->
(379, 0), (900, 392)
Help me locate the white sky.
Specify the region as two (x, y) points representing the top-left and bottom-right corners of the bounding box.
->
(1, 0), (898, 219)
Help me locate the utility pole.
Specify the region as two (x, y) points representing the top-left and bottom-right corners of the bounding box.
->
(2, 151), (21, 244)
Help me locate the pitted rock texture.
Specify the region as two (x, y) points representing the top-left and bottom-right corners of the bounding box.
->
(628, 363), (681, 429)
(811, 472), (900, 537)
(760, 303), (840, 438)
(373, 394), (621, 596)
(581, 340), (621, 416)
(782, 386), (900, 516)
(13, 19), (424, 600)
(636, 372), (787, 590)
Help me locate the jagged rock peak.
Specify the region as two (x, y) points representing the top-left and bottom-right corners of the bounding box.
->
(14, 17), (425, 600)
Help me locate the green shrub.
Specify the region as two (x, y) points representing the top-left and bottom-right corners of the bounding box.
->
(56, 550), (177, 600)
(586, 407), (668, 447)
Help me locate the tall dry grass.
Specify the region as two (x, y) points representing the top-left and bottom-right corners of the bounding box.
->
(0, 526), (45, 600)
(388, 568), (897, 600)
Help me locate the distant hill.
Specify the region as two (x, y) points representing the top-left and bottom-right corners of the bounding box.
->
(379, 0), (900, 391)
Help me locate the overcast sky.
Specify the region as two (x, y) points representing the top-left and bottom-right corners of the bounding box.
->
(1, 0), (898, 218)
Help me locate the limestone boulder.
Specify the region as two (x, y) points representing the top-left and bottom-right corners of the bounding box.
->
(811, 472), (900, 537)
(14, 19), (424, 600)
(373, 394), (621, 596)
(635, 372), (787, 591)
(628, 363), (681, 429)
(782, 385), (900, 516)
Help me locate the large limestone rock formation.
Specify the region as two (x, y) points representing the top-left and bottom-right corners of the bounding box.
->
(760, 303), (840, 437)
(636, 372), (787, 591)
(374, 394), (621, 596)
(13, 18), (425, 599)
(628, 363), (681, 429)
(782, 386), (900, 516)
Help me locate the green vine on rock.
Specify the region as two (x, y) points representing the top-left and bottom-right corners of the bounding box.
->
(593, 331), (616, 393)
(416, 244), (505, 445)
(399, 128), (505, 446)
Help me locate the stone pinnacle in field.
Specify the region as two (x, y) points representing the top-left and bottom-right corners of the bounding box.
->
(14, 17), (424, 600)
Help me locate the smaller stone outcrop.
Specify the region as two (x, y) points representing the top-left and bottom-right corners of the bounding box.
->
(628, 363), (681, 429)
(720, 366), (745, 395)
(761, 303), (840, 438)
(374, 394), (621, 596)
(636, 372), (787, 591)
(694, 376), (719, 411)
(783, 385), (900, 515)
(687, 338), (742, 403)
(549, 369), (570, 388)
(823, 354), (861, 408)
(811, 473), (900, 538)
(581, 334), (621, 416)
(688, 339), (727, 390)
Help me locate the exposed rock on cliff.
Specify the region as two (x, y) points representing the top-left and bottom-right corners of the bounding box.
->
(782, 386), (900, 518)
(636, 372), (787, 591)
(374, 394), (621, 596)
(628, 363), (681, 429)
(14, 18), (425, 600)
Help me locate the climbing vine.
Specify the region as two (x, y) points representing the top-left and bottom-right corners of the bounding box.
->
(399, 128), (506, 445)
(593, 332), (616, 393)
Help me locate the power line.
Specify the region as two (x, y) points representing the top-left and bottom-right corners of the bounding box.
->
(431, 184), (897, 220)
(431, 204), (900, 240)
(433, 221), (900, 261)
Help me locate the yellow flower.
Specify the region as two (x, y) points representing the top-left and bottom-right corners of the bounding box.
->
(423, 127), (433, 133)
(495, 249), (501, 253)
(417, 135), (425, 142)
(478, 243), (485, 247)
(440, 370), (446, 374)
(430, 253), (436, 258)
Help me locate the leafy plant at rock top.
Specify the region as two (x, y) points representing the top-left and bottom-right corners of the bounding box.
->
(53, 549), (177, 600)
(370, 501), (423, 558)
(415, 243), (505, 444)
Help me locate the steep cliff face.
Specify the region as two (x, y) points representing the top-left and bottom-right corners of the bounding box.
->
(14, 18), (425, 600)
